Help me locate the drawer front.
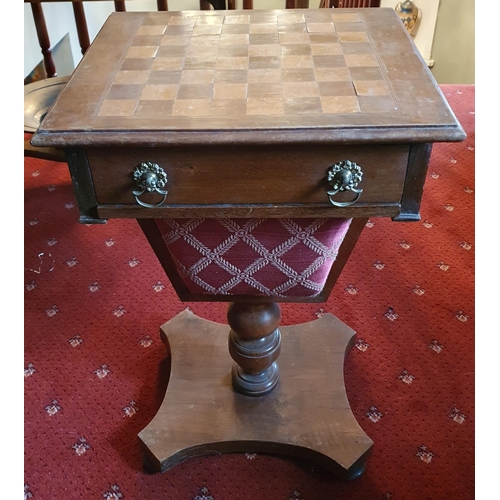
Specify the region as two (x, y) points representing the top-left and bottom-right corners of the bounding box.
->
(87, 144), (409, 210)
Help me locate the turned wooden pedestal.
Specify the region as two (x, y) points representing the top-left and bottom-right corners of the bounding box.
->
(228, 302), (282, 397)
(138, 307), (373, 481)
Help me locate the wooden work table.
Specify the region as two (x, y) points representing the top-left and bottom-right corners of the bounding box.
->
(32, 7), (465, 480)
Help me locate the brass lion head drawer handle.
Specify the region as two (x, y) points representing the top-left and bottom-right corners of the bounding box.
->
(326, 160), (363, 207)
(132, 162), (168, 208)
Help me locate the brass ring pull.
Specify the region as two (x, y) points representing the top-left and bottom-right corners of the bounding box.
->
(326, 160), (363, 207)
(132, 162), (168, 208)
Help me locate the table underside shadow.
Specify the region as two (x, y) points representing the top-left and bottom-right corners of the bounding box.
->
(138, 309), (373, 481)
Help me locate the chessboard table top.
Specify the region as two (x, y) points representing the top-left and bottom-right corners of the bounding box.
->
(33, 8), (465, 147)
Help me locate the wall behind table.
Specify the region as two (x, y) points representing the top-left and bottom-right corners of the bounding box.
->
(430, 0), (475, 84)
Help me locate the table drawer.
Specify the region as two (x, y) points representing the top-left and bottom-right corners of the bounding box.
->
(87, 144), (409, 210)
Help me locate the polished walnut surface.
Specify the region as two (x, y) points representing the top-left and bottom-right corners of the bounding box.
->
(32, 8), (464, 147)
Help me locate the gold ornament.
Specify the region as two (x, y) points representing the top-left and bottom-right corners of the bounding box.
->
(395, 0), (421, 35)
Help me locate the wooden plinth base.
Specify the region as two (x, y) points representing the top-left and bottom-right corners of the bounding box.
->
(138, 309), (373, 481)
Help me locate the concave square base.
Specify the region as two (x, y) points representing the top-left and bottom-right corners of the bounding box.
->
(138, 309), (373, 481)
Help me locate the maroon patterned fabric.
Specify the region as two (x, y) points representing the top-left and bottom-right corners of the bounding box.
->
(24, 85), (474, 499)
(155, 217), (352, 297)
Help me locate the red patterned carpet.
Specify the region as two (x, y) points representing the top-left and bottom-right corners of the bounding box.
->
(24, 84), (474, 499)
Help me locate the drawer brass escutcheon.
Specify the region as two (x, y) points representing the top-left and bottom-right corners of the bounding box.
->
(326, 160), (363, 207)
(132, 162), (168, 208)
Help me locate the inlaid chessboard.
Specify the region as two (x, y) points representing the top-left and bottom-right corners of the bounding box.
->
(96, 9), (399, 121)
(36, 8), (461, 144)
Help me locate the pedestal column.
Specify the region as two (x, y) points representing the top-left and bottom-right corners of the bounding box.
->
(227, 302), (281, 397)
